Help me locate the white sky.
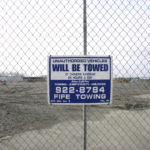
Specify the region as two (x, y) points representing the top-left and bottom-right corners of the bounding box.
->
(0, 0), (149, 78)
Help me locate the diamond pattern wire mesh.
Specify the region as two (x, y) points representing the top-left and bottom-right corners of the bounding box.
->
(0, 0), (149, 150)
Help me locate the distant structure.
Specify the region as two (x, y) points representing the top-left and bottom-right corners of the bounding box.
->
(114, 77), (140, 83)
(0, 72), (47, 83)
(0, 75), (23, 82)
(23, 76), (46, 82)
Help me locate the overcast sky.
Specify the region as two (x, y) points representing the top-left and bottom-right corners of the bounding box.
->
(0, 0), (149, 78)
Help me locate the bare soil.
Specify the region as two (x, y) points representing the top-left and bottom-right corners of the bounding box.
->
(0, 81), (150, 138)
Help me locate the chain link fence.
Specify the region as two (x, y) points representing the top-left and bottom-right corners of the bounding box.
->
(0, 0), (149, 150)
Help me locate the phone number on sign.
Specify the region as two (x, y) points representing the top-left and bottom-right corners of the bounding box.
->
(55, 86), (105, 94)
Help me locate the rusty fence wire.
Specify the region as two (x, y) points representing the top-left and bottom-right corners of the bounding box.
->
(0, 0), (149, 150)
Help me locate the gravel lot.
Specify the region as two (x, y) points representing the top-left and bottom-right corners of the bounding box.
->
(0, 81), (150, 149)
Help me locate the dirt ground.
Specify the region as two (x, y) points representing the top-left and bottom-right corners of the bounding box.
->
(0, 81), (150, 149)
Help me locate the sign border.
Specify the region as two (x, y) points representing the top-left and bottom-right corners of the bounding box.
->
(47, 55), (113, 105)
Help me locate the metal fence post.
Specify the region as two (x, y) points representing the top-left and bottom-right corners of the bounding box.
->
(83, 0), (87, 150)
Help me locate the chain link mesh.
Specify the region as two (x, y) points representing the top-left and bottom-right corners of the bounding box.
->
(0, 0), (149, 150)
